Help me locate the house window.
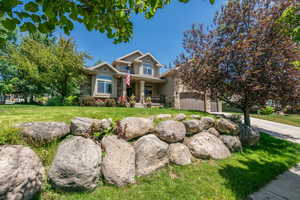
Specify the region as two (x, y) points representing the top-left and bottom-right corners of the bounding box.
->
(119, 66), (134, 74)
(144, 84), (153, 97)
(96, 75), (112, 94)
(143, 63), (153, 75)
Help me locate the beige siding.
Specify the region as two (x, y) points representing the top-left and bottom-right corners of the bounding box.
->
(121, 52), (142, 62)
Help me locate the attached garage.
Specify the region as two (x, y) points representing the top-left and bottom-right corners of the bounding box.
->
(179, 92), (205, 111)
(179, 92), (221, 112)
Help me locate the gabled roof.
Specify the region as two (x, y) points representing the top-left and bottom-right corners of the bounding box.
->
(115, 50), (143, 61)
(135, 53), (163, 66)
(89, 62), (119, 73)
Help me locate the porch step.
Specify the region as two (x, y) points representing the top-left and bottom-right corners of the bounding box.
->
(134, 103), (162, 108)
(134, 103), (145, 108)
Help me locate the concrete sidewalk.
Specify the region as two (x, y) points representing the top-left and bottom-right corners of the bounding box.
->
(210, 112), (300, 200)
(247, 118), (300, 200)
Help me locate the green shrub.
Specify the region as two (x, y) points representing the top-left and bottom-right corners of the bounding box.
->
(35, 97), (48, 105)
(63, 96), (78, 106)
(105, 99), (116, 107)
(258, 106), (275, 115)
(79, 96), (96, 106)
(47, 96), (64, 106)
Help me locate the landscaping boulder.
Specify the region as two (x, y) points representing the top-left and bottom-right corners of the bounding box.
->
(155, 120), (186, 143)
(49, 136), (102, 191)
(119, 117), (154, 140)
(134, 134), (169, 176)
(191, 114), (201, 119)
(239, 124), (260, 146)
(18, 122), (69, 143)
(184, 132), (231, 160)
(183, 120), (202, 135)
(215, 118), (239, 135)
(199, 117), (215, 130)
(70, 117), (112, 136)
(175, 113), (186, 121)
(155, 114), (172, 120)
(101, 135), (135, 187)
(168, 143), (192, 165)
(207, 127), (220, 137)
(220, 135), (242, 152)
(0, 145), (44, 200)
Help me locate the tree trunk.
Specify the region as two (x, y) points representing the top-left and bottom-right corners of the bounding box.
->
(243, 108), (251, 126)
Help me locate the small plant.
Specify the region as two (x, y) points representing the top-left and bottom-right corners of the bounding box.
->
(129, 95), (136, 107)
(95, 99), (105, 107)
(79, 96), (96, 106)
(105, 99), (116, 107)
(145, 97), (152, 108)
(258, 106), (275, 115)
(92, 127), (113, 141)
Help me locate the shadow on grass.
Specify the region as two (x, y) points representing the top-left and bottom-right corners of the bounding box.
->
(218, 133), (300, 199)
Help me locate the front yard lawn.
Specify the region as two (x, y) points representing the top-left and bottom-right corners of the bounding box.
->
(252, 114), (300, 127)
(0, 105), (299, 200)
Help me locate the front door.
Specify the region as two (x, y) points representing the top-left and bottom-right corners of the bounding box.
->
(126, 82), (136, 97)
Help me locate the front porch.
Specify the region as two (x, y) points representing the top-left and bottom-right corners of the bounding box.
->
(116, 74), (166, 104)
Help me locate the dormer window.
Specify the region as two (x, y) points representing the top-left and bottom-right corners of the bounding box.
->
(119, 66), (133, 74)
(143, 63), (153, 75)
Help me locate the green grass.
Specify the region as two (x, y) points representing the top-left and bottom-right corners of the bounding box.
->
(252, 114), (300, 127)
(1, 105), (300, 200)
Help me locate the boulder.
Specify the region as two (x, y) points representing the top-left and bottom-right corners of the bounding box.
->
(239, 124), (260, 146)
(183, 120), (202, 135)
(215, 118), (239, 135)
(48, 136), (102, 191)
(119, 117), (154, 140)
(168, 143), (192, 165)
(199, 117), (215, 130)
(155, 114), (172, 120)
(18, 122), (69, 143)
(134, 134), (169, 176)
(101, 135), (135, 187)
(155, 120), (186, 143)
(191, 114), (201, 119)
(70, 117), (112, 136)
(184, 132), (231, 160)
(175, 113), (186, 121)
(220, 135), (242, 152)
(207, 127), (220, 137)
(0, 145), (44, 200)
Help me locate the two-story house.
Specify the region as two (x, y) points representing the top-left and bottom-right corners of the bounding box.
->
(82, 50), (222, 112)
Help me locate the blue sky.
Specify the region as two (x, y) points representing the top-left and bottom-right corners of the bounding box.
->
(65, 0), (225, 70)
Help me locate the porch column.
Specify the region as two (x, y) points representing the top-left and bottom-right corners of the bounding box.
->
(140, 80), (145, 103)
(122, 78), (127, 97)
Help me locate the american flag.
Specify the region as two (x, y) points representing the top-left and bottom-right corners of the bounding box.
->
(125, 73), (130, 87)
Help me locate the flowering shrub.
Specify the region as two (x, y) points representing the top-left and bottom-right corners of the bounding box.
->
(117, 96), (128, 107)
(95, 99), (105, 107)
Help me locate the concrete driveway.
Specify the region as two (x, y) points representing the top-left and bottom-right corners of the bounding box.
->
(250, 117), (300, 144)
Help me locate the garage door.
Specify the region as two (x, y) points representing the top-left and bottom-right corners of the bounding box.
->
(179, 92), (205, 111)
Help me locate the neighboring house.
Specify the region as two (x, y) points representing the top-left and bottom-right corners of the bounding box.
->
(82, 50), (222, 112)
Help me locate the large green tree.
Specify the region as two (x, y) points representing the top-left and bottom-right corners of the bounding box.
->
(5, 35), (89, 100)
(279, 3), (300, 42)
(0, 0), (213, 44)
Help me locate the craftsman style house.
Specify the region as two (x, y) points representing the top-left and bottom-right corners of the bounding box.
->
(82, 50), (222, 112)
